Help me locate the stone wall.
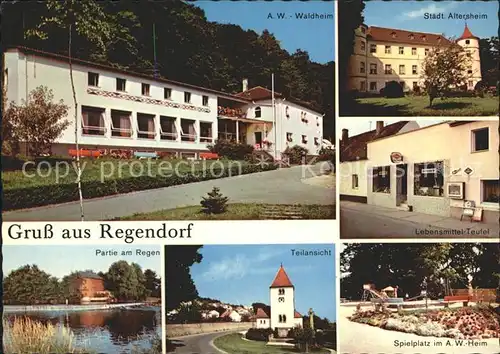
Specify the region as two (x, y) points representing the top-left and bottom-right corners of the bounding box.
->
(166, 322), (253, 337)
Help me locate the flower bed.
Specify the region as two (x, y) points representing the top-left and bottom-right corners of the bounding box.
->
(349, 306), (500, 340)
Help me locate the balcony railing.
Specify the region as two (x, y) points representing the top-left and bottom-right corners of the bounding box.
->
(218, 106), (246, 118)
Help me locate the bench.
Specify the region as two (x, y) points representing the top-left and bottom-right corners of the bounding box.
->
(68, 149), (101, 158)
(199, 152), (219, 160)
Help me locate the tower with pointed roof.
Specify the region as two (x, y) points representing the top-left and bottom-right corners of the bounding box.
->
(456, 24), (482, 90)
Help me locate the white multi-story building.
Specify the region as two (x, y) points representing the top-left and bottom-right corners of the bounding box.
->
(347, 24), (482, 93)
(3, 47), (324, 159)
(254, 264), (303, 337)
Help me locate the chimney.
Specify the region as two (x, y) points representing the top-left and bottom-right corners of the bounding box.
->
(376, 121), (384, 135)
(341, 128), (349, 141)
(242, 78), (248, 92)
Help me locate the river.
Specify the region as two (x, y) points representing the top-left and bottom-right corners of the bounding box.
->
(4, 306), (161, 353)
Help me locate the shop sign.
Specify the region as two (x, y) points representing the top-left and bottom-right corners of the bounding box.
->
(464, 167), (474, 175)
(422, 168), (437, 174)
(390, 152), (403, 163)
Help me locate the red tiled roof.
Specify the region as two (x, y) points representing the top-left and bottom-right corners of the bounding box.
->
(367, 26), (452, 46)
(270, 265), (294, 288)
(458, 24), (478, 40)
(340, 121), (409, 162)
(294, 310), (302, 318)
(235, 86), (320, 113)
(255, 308), (270, 319)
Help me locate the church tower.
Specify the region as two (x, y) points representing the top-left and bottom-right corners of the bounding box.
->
(457, 24), (482, 90)
(269, 264), (303, 336)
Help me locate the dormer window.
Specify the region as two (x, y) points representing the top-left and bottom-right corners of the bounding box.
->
(437, 37), (442, 43)
(255, 106), (261, 118)
(391, 31), (396, 39)
(421, 35), (427, 41)
(409, 34), (415, 40)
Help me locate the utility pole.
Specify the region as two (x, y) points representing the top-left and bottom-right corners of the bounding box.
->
(272, 73), (277, 159)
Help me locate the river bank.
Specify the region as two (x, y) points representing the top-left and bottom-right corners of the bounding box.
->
(3, 302), (151, 313)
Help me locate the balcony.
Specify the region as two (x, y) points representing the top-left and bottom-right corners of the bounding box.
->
(111, 110), (133, 137)
(137, 113), (156, 139)
(160, 116), (178, 141)
(218, 106), (246, 119)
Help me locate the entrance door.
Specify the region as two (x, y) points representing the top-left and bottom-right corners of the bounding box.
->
(254, 132), (263, 146)
(396, 164), (408, 205)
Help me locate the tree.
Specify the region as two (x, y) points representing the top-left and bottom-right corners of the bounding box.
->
(479, 36), (499, 87)
(200, 187), (229, 214)
(7, 86), (69, 156)
(3, 265), (59, 305)
(26, 0), (137, 220)
(106, 260), (143, 301)
(59, 272), (83, 304)
(144, 269), (161, 298)
(166, 245), (203, 311)
(421, 41), (472, 106)
(293, 326), (315, 353)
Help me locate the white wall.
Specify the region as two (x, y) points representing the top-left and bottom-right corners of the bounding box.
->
(270, 286), (296, 329)
(255, 318), (270, 329)
(4, 49), (218, 152)
(339, 160), (368, 197)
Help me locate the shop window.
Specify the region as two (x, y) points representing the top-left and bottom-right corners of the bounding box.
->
(482, 180), (500, 203)
(372, 166), (390, 193)
(414, 161), (444, 197)
(472, 128), (489, 152)
(352, 174), (359, 189)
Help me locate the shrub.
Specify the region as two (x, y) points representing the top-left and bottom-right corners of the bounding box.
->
(207, 139), (254, 160)
(317, 148), (335, 163)
(245, 328), (272, 341)
(474, 80), (488, 93)
(283, 145), (309, 164)
(3, 163), (278, 211)
(1, 155), (74, 172)
(200, 187), (229, 214)
(382, 81), (404, 98)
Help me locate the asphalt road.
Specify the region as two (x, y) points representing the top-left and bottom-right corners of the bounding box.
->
(167, 332), (229, 354)
(3, 163), (335, 221)
(340, 207), (498, 239)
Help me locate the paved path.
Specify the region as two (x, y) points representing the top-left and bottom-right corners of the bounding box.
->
(338, 306), (499, 354)
(167, 331), (231, 354)
(340, 201), (498, 239)
(3, 164), (335, 221)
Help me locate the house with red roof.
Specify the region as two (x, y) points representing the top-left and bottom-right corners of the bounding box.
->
(346, 24), (482, 93)
(254, 264), (303, 337)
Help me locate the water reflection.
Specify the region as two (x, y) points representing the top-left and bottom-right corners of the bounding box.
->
(5, 308), (161, 353)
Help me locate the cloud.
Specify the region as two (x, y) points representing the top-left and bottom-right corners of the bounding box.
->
(199, 249), (313, 282)
(403, 2), (457, 19)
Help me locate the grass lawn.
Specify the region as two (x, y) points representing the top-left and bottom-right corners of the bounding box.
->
(115, 203), (336, 220)
(213, 333), (330, 354)
(2, 158), (249, 190)
(344, 95), (498, 116)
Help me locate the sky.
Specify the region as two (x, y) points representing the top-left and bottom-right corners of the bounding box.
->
(195, 1), (335, 64)
(363, 1), (498, 38)
(191, 244), (336, 321)
(339, 119), (444, 137)
(3, 245), (162, 279)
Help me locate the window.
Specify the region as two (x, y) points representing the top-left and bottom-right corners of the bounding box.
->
(361, 27), (366, 34)
(142, 83), (150, 96)
(468, 70), (473, 75)
(384, 64), (392, 75)
(360, 81), (366, 91)
(391, 32), (396, 39)
(468, 80), (474, 89)
(465, 39), (470, 45)
(425, 48), (429, 56)
(116, 78), (126, 91)
(137, 113), (156, 139)
(466, 51), (471, 58)
(482, 180), (500, 203)
(409, 34), (414, 40)
(412, 82), (419, 90)
(164, 88), (172, 99)
(314, 137), (320, 145)
(369, 63), (377, 74)
(399, 47), (404, 54)
(255, 106), (261, 118)
(472, 128), (489, 152)
(360, 62), (365, 74)
(414, 162), (444, 197)
(372, 166), (390, 193)
(399, 65), (405, 75)
(278, 288), (285, 295)
(411, 47), (417, 55)
(81, 106), (105, 136)
(369, 82), (377, 91)
(88, 72), (99, 86)
(202, 95), (209, 106)
(412, 65), (418, 75)
(385, 45), (391, 54)
(286, 132), (293, 142)
(302, 135), (307, 144)
(184, 92), (191, 103)
(352, 174), (359, 189)
(360, 41), (366, 51)
(370, 44), (376, 53)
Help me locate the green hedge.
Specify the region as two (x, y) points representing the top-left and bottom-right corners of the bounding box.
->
(3, 163), (278, 211)
(245, 328), (273, 341)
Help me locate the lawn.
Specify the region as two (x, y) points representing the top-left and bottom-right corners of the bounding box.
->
(2, 158), (249, 190)
(213, 333), (330, 354)
(115, 203), (336, 220)
(343, 95), (499, 116)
